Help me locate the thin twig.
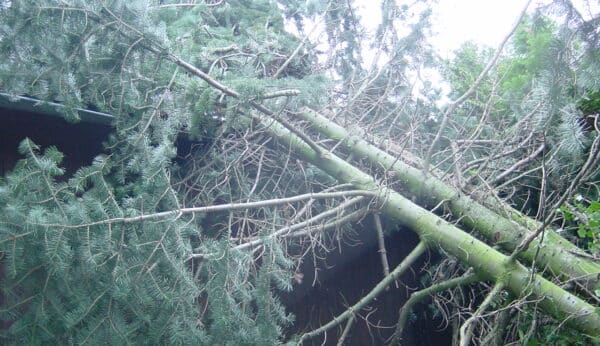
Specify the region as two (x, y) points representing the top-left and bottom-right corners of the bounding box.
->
(298, 242), (427, 344)
(391, 269), (479, 344)
(193, 197), (367, 259)
(459, 282), (505, 346)
(510, 130), (600, 259)
(492, 142), (545, 185)
(423, 0), (532, 173)
(373, 213), (395, 288)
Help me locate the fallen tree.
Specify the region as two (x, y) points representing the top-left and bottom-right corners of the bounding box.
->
(163, 18), (600, 298)
(296, 108), (600, 291)
(257, 113), (600, 337)
(0, 0), (598, 344)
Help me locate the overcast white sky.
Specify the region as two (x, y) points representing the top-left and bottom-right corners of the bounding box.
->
(354, 0), (599, 57)
(431, 0), (533, 56)
(346, 0), (600, 104)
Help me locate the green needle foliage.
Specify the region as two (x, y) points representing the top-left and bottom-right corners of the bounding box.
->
(440, 12), (599, 210)
(1, 138), (206, 344)
(0, 0), (324, 343)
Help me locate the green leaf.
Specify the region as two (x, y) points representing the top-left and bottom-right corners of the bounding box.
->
(588, 201), (600, 212)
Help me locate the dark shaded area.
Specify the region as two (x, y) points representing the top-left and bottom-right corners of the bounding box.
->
(282, 220), (452, 345)
(0, 107), (112, 176)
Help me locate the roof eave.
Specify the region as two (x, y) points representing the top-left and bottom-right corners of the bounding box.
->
(0, 92), (115, 126)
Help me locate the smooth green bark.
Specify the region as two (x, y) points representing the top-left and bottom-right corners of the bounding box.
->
(258, 115), (600, 336)
(297, 108), (600, 290)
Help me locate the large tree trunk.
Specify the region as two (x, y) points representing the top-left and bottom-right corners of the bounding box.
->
(256, 114), (600, 336)
(167, 46), (600, 334)
(296, 108), (600, 292)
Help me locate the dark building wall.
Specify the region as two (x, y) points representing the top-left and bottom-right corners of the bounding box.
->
(282, 224), (450, 345)
(0, 107), (111, 176)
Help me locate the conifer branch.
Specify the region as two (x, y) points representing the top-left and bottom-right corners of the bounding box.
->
(165, 53), (327, 157)
(35, 190), (376, 229)
(191, 197), (367, 259)
(134, 67), (179, 145)
(57, 3), (325, 160)
(167, 54), (240, 98)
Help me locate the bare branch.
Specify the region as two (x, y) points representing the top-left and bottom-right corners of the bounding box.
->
(460, 282), (505, 346)
(34, 190), (377, 229)
(492, 142), (545, 185)
(373, 213), (394, 288)
(392, 269), (479, 344)
(260, 89), (301, 100)
(298, 242), (428, 344)
(423, 0), (533, 173)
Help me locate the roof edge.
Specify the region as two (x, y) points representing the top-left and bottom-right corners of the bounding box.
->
(0, 92), (115, 126)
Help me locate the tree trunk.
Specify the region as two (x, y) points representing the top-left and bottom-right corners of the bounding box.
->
(257, 114), (600, 336)
(296, 108), (600, 291)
